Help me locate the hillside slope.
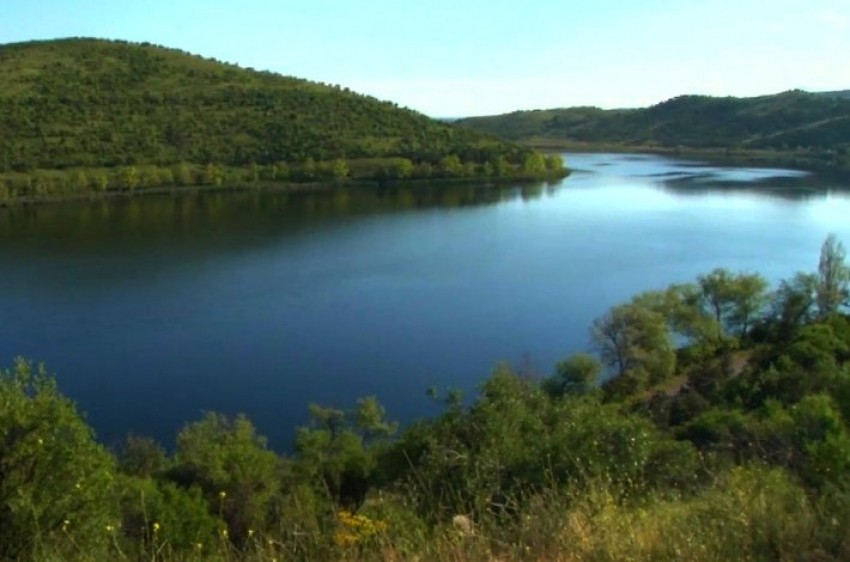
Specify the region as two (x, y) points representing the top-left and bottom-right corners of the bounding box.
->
(0, 38), (563, 200)
(457, 90), (850, 164)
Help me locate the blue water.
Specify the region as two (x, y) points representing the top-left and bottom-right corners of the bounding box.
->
(1, 153), (848, 450)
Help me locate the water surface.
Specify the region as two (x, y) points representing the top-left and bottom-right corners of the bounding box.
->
(1, 153), (849, 450)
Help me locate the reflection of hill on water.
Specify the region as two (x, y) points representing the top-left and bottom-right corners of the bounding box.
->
(656, 171), (845, 201)
(0, 181), (561, 262)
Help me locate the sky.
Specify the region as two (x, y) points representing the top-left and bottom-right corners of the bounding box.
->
(1, 0), (849, 117)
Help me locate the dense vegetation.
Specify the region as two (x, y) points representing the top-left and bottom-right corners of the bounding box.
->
(3, 235), (850, 561)
(457, 90), (850, 168)
(0, 38), (565, 202)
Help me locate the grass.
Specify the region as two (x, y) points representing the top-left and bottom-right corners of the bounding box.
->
(34, 464), (849, 562)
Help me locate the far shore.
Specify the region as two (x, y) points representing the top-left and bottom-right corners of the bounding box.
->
(530, 140), (850, 175)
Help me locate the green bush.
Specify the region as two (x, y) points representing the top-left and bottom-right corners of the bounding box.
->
(0, 358), (118, 561)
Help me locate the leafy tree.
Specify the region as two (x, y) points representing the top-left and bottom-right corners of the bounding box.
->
(330, 158), (349, 182)
(545, 153), (565, 171)
(120, 166), (139, 190)
(354, 396), (398, 443)
(632, 285), (714, 344)
(119, 477), (219, 552)
(295, 397), (396, 510)
(816, 234), (850, 317)
(697, 268), (768, 341)
(388, 158), (414, 179)
(0, 359), (118, 561)
(202, 163), (225, 186)
(300, 157), (318, 181)
(117, 434), (168, 477)
(169, 413), (280, 544)
(545, 352), (601, 397)
(521, 153), (546, 175)
(592, 302), (676, 394)
(491, 155), (511, 177)
(790, 394), (850, 488)
(768, 272), (819, 340)
(438, 154), (464, 177)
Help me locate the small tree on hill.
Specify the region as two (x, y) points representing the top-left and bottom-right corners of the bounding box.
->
(816, 234), (850, 318)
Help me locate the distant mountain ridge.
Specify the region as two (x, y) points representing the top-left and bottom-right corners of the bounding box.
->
(816, 90), (850, 100)
(456, 90), (850, 164)
(0, 38), (564, 201)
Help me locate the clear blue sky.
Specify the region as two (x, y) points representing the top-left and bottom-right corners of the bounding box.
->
(1, 0), (848, 116)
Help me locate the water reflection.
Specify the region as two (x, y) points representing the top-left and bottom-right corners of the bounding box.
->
(0, 180), (559, 255)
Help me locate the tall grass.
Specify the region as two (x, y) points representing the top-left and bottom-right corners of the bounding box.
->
(35, 463), (848, 562)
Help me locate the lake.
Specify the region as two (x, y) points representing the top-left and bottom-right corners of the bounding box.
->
(2, 153), (849, 451)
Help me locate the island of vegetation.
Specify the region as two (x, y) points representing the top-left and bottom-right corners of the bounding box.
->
(2, 235), (849, 561)
(0, 38), (566, 204)
(456, 90), (850, 171)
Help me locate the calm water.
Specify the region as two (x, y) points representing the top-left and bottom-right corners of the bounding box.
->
(2, 153), (849, 450)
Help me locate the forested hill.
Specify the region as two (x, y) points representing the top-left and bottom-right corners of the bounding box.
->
(456, 90), (850, 162)
(0, 38), (564, 200)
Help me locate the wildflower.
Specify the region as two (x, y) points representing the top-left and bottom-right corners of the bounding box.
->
(153, 522), (160, 533)
(37, 438), (43, 445)
(62, 519), (70, 532)
(220, 528), (228, 538)
(248, 529), (255, 538)
(218, 490), (226, 499)
(106, 525), (114, 533)
(195, 543), (203, 550)
(335, 530), (358, 547)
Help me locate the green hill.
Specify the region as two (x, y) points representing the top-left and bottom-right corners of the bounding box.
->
(457, 90), (850, 166)
(0, 38), (564, 201)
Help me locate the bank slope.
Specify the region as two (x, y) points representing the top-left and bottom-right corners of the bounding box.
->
(0, 38), (564, 201)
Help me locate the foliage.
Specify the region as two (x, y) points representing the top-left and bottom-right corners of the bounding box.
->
(168, 412), (281, 544)
(818, 234), (850, 318)
(118, 476), (220, 552)
(0, 358), (118, 561)
(544, 352), (602, 397)
(457, 90), (850, 167)
(592, 301), (676, 396)
(0, 38), (567, 202)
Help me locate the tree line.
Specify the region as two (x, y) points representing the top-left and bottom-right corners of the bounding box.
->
(0, 154), (566, 203)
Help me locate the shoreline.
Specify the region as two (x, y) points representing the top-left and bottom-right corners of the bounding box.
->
(0, 171), (570, 208)
(531, 140), (850, 175)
